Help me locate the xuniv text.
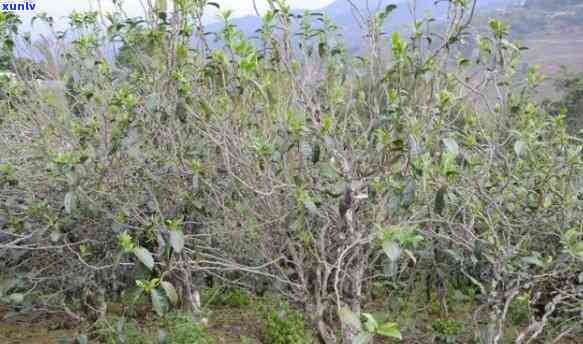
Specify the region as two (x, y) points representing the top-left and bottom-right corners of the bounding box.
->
(1, 2), (36, 11)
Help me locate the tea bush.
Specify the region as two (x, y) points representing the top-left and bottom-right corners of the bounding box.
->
(162, 313), (214, 344)
(263, 304), (313, 344)
(432, 319), (465, 343)
(1, 1), (582, 343)
(201, 287), (252, 307)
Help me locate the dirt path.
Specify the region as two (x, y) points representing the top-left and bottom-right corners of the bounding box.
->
(0, 306), (79, 344)
(0, 305), (264, 344)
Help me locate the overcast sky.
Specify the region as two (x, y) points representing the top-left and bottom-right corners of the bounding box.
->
(12, 0), (336, 32)
(25, 0), (336, 21)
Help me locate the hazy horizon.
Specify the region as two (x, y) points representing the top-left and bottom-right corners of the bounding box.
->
(14, 0), (338, 32)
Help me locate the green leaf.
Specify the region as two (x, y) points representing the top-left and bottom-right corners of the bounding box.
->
(384, 4), (397, 15)
(362, 313), (378, 333)
(160, 281), (179, 305)
(158, 329), (169, 344)
(353, 332), (373, 344)
(501, 39), (519, 51)
(376, 322), (402, 339)
(312, 144), (321, 164)
(118, 232), (135, 253)
(320, 164), (338, 179)
(151, 288), (169, 316)
(8, 293), (24, 304)
(64, 191), (75, 214)
(383, 259), (399, 277)
(391, 32), (407, 60)
(0, 278), (18, 298)
(339, 306), (362, 331)
(521, 256), (544, 267)
(303, 199), (319, 215)
(133, 247), (155, 270)
(573, 242), (583, 257)
(564, 229), (579, 244)
(514, 140), (527, 158)
(75, 335), (89, 344)
(543, 195), (552, 209)
(434, 185), (447, 216)
(443, 138), (459, 156)
(382, 240), (401, 262)
(458, 58), (470, 67)
(146, 94), (158, 112)
(169, 230), (185, 254)
(50, 231), (62, 243)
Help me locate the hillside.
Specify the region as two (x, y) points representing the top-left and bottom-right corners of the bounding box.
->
(501, 0), (583, 74)
(205, 0), (583, 76)
(207, 0), (510, 51)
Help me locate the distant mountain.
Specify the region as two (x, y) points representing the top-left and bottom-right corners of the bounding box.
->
(206, 0), (512, 50)
(523, 0), (583, 10)
(489, 0), (583, 75)
(322, 0), (510, 48)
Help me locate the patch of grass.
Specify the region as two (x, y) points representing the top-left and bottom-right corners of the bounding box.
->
(432, 319), (465, 343)
(162, 312), (215, 344)
(261, 303), (314, 344)
(239, 336), (261, 344)
(92, 313), (213, 344)
(508, 295), (530, 326)
(202, 287), (252, 308)
(95, 317), (152, 344)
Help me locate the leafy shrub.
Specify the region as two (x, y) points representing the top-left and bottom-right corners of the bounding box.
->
(263, 304), (313, 344)
(162, 313), (214, 344)
(201, 287), (251, 307)
(96, 317), (151, 344)
(508, 295), (530, 326)
(338, 307), (402, 343)
(432, 319), (464, 343)
(94, 313), (213, 344)
(2, 1), (583, 343)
